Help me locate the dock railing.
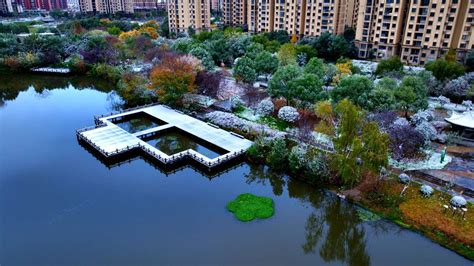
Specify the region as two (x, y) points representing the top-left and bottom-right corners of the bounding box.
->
(94, 102), (161, 121)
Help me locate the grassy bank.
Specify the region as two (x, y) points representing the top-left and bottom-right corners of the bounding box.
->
(347, 178), (474, 260)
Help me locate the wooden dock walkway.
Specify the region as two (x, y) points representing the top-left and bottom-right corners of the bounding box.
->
(31, 67), (71, 74)
(77, 104), (253, 168)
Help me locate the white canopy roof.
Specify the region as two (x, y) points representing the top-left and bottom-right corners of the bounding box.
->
(445, 111), (474, 129)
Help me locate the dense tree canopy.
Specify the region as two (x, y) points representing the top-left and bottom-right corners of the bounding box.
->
(331, 75), (374, 107)
(254, 51), (279, 76)
(287, 73), (326, 104)
(278, 43), (297, 65)
(425, 59), (465, 81)
(312, 32), (356, 62)
(304, 57), (327, 79)
(233, 56), (257, 83)
(375, 56), (403, 76)
(268, 64), (303, 100)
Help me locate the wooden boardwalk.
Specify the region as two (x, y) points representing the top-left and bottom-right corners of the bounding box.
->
(77, 104), (253, 168)
(31, 67), (71, 74)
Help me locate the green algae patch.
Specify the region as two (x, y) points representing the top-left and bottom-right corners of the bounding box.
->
(226, 193), (274, 222)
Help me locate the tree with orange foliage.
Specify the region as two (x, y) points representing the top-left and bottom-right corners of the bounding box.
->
(73, 22), (85, 35)
(142, 20), (160, 30)
(139, 27), (159, 39)
(290, 34), (298, 44)
(149, 54), (201, 106)
(118, 30), (141, 41)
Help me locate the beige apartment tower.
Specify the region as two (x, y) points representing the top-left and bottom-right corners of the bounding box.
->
(222, 0), (247, 26)
(355, 0), (474, 65)
(223, 0), (357, 37)
(167, 0), (211, 34)
(400, 0), (474, 65)
(355, 0), (408, 60)
(78, 0), (134, 13)
(303, 0), (357, 36)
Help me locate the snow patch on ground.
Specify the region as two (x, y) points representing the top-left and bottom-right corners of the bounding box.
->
(389, 150), (452, 171)
(236, 108), (261, 122)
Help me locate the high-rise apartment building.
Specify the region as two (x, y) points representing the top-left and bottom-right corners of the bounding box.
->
(303, 0), (357, 36)
(211, 0), (221, 12)
(222, 0), (247, 27)
(400, 0), (474, 65)
(356, 0), (474, 65)
(223, 0), (357, 37)
(355, 0), (408, 59)
(0, 0), (13, 13)
(133, 0), (165, 10)
(78, 0), (134, 13)
(16, 0), (67, 10)
(167, 0), (211, 34)
(256, 0), (274, 32)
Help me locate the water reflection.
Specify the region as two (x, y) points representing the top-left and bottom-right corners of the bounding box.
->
(245, 164), (286, 196)
(245, 164), (370, 265)
(0, 72), (114, 106)
(77, 139), (245, 179)
(318, 199), (370, 266)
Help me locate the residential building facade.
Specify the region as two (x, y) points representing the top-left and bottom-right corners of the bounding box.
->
(355, 0), (474, 65)
(355, 0), (408, 60)
(222, 0), (247, 27)
(167, 0), (211, 33)
(223, 0), (358, 36)
(133, 0), (165, 10)
(78, 0), (134, 13)
(0, 0), (13, 13)
(15, 0), (67, 10)
(211, 0), (221, 11)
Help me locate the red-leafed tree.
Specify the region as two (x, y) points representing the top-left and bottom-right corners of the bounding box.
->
(149, 53), (202, 106)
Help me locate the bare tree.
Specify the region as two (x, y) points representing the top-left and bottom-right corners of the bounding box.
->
(243, 84), (261, 111)
(298, 108), (317, 142)
(196, 71), (223, 98)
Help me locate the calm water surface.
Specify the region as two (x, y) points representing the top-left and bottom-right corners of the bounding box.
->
(0, 74), (470, 265)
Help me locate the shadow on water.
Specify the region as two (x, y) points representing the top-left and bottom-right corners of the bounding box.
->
(77, 139), (246, 179)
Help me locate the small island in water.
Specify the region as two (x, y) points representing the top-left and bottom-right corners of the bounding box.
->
(227, 193), (274, 222)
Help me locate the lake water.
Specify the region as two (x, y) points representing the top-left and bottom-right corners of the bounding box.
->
(0, 74), (470, 265)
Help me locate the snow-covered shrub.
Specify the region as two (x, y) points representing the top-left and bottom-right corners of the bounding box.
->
(307, 152), (331, 180)
(442, 75), (471, 97)
(411, 109), (434, 126)
(450, 196), (467, 207)
(415, 121), (437, 141)
(438, 96), (450, 105)
(205, 111), (285, 138)
(399, 173), (411, 184)
(230, 96), (245, 110)
(278, 106), (300, 123)
(462, 100), (473, 109)
(418, 70), (440, 94)
(393, 117), (410, 127)
(288, 144), (308, 173)
(352, 60), (377, 76)
(420, 185), (433, 197)
(257, 99), (274, 116)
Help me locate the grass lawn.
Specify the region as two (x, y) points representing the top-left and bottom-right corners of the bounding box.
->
(357, 178), (474, 259)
